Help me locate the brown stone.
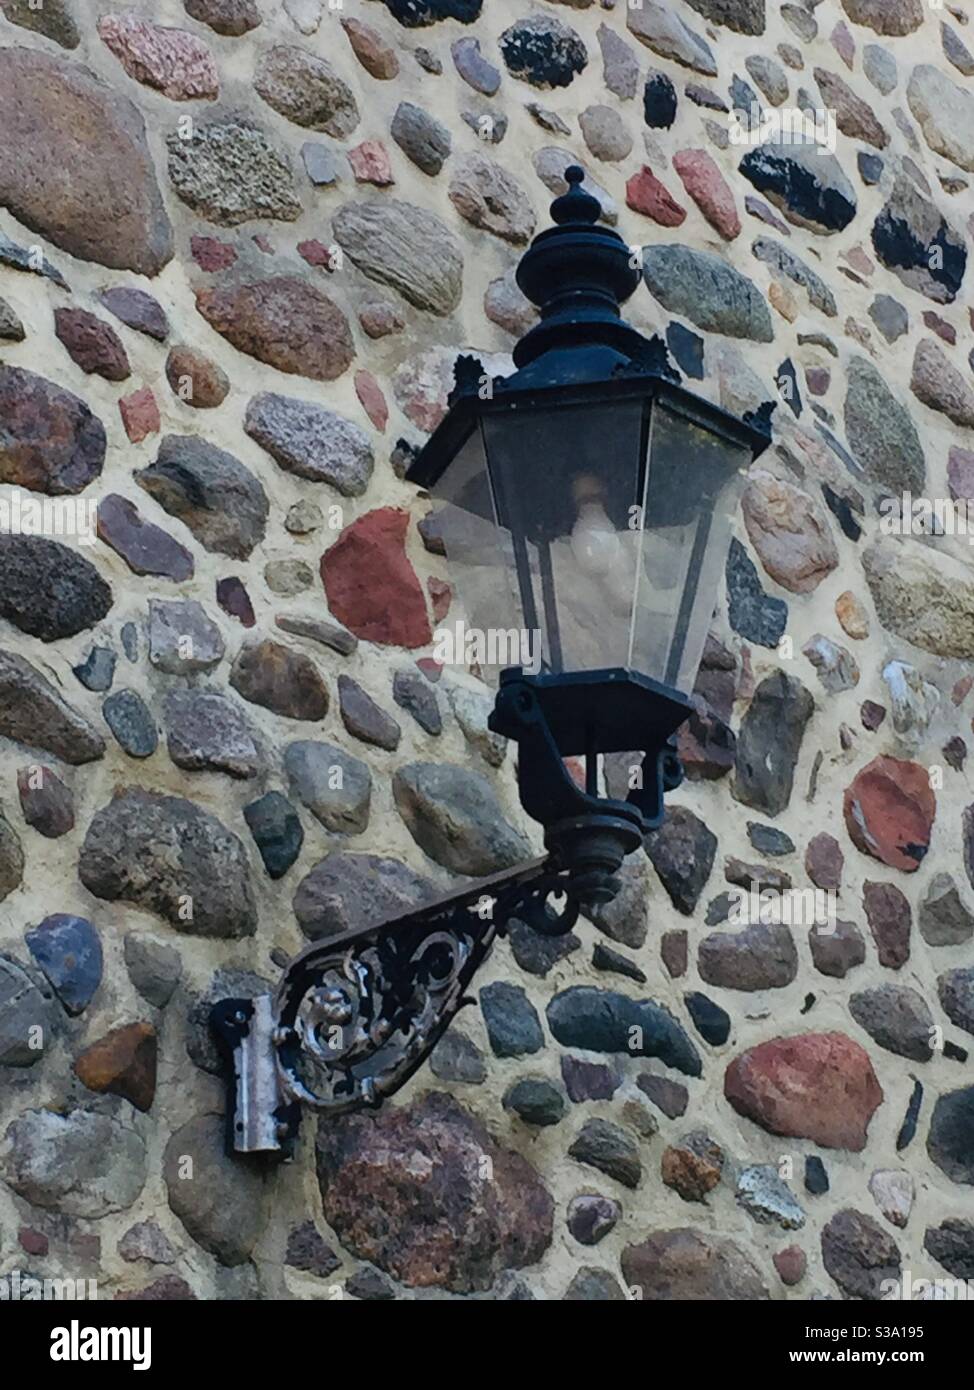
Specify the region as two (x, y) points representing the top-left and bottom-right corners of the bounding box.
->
(17, 765), (74, 839)
(863, 881), (912, 969)
(196, 277), (354, 381)
(805, 832), (843, 891)
(341, 17), (399, 79)
(623, 1228), (769, 1300)
(724, 1032), (883, 1151)
(0, 47), (172, 275)
(661, 1131), (724, 1202)
(843, 756), (935, 873)
(0, 650), (105, 764)
(165, 346), (229, 408)
(835, 590), (870, 640)
(74, 1021), (157, 1112)
(230, 640), (329, 721)
(119, 387), (160, 444)
(54, 308), (130, 382)
(316, 1092), (553, 1293)
(822, 1208), (902, 1300)
(0, 364), (105, 495)
(773, 1245), (807, 1286)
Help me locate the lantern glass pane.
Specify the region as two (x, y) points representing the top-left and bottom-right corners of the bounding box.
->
(630, 400), (750, 692)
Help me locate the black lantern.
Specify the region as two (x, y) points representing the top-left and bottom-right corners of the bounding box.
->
(408, 168), (771, 902)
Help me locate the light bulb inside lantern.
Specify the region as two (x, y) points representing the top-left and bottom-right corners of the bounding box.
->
(570, 475), (623, 578)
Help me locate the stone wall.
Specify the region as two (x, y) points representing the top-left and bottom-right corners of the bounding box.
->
(0, 0), (973, 1302)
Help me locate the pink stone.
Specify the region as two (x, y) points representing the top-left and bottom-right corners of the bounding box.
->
(724, 1032), (883, 1151)
(348, 141), (394, 187)
(773, 1246), (806, 1286)
(948, 443), (974, 503)
(953, 674), (973, 706)
(625, 167), (686, 227)
(321, 508), (431, 648)
(119, 387), (160, 444)
(427, 577), (452, 623)
(844, 246), (874, 277)
(672, 149), (741, 240)
(98, 12), (219, 101)
(805, 366), (830, 396)
(190, 235), (236, 272)
(831, 20), (855, 69)
(354, 369), (388, 433)
(843, 755), (935, 873)
(252, 235), (274, 253)
(298, 239), (337, 270)
(415, 657), (442, 682)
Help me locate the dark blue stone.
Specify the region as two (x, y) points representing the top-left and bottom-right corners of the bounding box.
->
(821, 483), (863, 542)
(730, 74), (760, 121)
(480, 981), (544, 1057)
(380, 0), (481, 26)
(25, 914), (102, 1015)
(805, 1155), (830, 1195)
(103, 689), (158, 758)
(747, 822), (795, 856)
(643, 71), (678, 129)
(726, 538), (788, 648)
(546, 986), (702, 1077)
(244, 792), (304, 880)
(857, 152), (883, 186)
(666, 321), (704, 379)
(500, 18), (587, 90)
(73, 646), (116, 692)
(684, 991), (731, 1046)
(740, 146), (856, 233)
(896, 1078), (923, 1151)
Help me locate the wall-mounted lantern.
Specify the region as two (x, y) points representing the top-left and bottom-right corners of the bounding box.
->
(214, 168), (772, 1157)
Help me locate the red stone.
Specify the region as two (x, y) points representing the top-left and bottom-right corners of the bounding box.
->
(253, 235), (274, 254)
(922, 310), (956, 345)
(354, 369), (388, 433)
(190, 234), (237, 272)
(415, 657), (442, 682)
(625, 166), (686, 227)
(843, 755), (935, 872)
(19, 1228), (48, 1256)
(672, 149), (740, 240)
(348, 140), (394, 186)
(297, 239), (337, 270)
(805, 832), (843, 891)
(321, 508), (431, 648)
(119, 387), (160, 444)
(724, 1032), (883, 1151)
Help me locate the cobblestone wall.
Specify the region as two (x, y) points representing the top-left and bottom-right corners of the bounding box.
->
(0, 0), (973, 1301)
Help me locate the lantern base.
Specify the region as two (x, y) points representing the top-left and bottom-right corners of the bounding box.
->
(489, 667), (693, 905)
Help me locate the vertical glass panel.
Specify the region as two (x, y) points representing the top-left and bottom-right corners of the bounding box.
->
(631, 400), (750, 693)
(481, 400), (647, 674)
(428, 427), (531, 683)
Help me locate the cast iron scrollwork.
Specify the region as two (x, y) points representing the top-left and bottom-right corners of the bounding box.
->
(212, 856), (582, 1156)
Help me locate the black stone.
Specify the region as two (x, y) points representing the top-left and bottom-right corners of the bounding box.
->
(285, 1221), (340, 1278)
(378, 0), (481, 26)
(499, 15), (587, 90)
(924, 1220), (974, 1280)
(872, 182), (967, 304)
(0, 536), (112, 642)
(243, 791), (304, 880)
(821, 484), (862, 542)
(592, 941), (646, 984)
(733, 671), (814, 818)
(346, 1265), (398, 1301)
(776, 357), (802, 418)
(666, 320), (704, 379)
(896, 1078), (923, 1152)
(684, 991), (730, 1046)
(547, 986), (702, 1077)
(726, 538), (788, 647)
(804, 1155), (830, 1195)
(502, 1076), (565, 1126)
(740, 145), (856, 233)
(480, 981), (543, 1057)
(509, 918), (580, 977)
(392, 669), (441, 735)
(643, 71), (678, 129)
(430, 1029), (487, 1084)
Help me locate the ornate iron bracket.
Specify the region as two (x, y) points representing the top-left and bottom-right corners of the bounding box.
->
(211, 856), (581, 1158)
